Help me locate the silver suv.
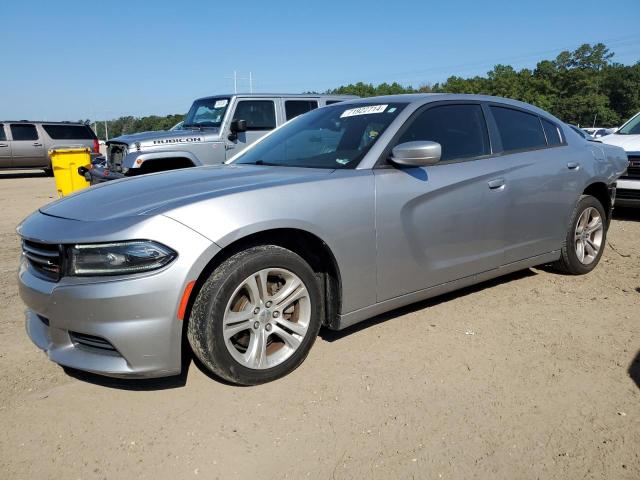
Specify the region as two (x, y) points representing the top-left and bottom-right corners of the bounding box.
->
(89, 93), (356, 182)
(0, 121), (99, 174)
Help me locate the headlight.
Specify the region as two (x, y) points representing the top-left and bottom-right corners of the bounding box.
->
(67, 240), (176, 276)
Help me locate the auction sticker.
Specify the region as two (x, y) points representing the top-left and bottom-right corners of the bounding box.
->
(340, 105), (388, 118)
(214, 99), (228, 108)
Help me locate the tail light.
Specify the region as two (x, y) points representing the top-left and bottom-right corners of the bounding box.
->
(93, 138), (100, 153)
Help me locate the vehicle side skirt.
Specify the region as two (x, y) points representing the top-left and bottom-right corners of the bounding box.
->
(334, 250), (560, 330)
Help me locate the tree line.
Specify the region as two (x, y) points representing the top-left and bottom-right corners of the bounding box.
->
(91, 43), (639, 140)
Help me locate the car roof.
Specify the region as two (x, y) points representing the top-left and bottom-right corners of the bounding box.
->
(337, 93), (557, 119)
(195, 93), (358, 101)
(0, 120), (88, 125)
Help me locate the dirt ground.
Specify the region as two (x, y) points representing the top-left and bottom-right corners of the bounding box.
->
(0, 171), (638, 480)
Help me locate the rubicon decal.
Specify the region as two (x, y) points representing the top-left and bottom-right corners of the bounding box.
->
(153, 137), (203, 145)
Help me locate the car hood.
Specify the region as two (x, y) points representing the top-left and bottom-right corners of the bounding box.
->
(598, 134), (640, 152)
(39, 165), (334, 222)
(108, 128), (220, 146)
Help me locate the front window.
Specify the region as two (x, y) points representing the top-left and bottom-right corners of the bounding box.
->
(617, 113), (640, 135)
(234, 103), (406, 169)
(183, 97), (230, 128)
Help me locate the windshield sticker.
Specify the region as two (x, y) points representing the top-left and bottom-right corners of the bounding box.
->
(340, 105), (388, 118)
(336, 158), (350, 165)
(388, 107), (397, 113)
(214, 99), (228, 108)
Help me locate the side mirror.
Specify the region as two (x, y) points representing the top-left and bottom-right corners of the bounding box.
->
(390, 141), (441, 166)
(230, 119), (247, 133)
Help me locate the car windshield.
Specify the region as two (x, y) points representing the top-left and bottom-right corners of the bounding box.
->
(183, 97), (230, 128)
(234, 102), (406, 169)
(616, 113), (640, 135)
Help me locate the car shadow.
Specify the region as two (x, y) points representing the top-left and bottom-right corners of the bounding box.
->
(320, 268), (537, 342)
(0, 170), (47, 179)
(613, 207), (640, 222)
(629, 350), (640, 390)
(62, 363), (190, 391)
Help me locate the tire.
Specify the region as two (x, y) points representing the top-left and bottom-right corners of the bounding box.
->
(43, 166), (53, 177)
(553, 195), (607, 275)
(187, 245), (322, 385)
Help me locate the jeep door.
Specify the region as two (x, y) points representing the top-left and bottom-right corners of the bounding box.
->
(9, 123), (47, 167)
(225, 99), (278, 157)
(374, 102), (508, 301)
(0, 124), (11, 167)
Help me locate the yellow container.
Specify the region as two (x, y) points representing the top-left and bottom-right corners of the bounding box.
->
(49, 147), (91, 197)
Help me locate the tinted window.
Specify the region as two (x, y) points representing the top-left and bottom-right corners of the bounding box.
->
(541, 118), (562, 146)
(326, 100), (344, 105)
(11, 124), (38, 141)
(0, 124), (6, 142)
(491, 106), (546, 152)
(233, 100), (276, 130)
(285, 100), (318, 121)
(398, 104), (490, 161)
(43, 124), (96, 140)
(236, 103), (406, 169)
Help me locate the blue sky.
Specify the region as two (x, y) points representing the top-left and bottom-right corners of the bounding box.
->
(2, 0), (639, 120)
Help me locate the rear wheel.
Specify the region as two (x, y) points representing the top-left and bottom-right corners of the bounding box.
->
(187, 245), (322, 385)
(553, 195), (607, 275)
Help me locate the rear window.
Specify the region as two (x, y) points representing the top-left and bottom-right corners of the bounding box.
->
(10, 124), (38, 141)
(490, 106), (547, 152)
(326, 100), (344, 105)
(43, 124), (96, 140)
(541, 119), (563, 146)
(285, 100), (318, 121)
(0, 124), (6, 142)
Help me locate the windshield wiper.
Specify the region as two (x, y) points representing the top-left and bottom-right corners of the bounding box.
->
(252, 160), (282, 166)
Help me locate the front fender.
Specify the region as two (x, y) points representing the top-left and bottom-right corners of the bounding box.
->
(123, 150), (202, 170)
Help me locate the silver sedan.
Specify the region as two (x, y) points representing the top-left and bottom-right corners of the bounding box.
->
(17, 94), (628, 385)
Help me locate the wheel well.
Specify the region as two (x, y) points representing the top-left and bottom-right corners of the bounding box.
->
(135, 157), (195, 174)
(186, 229), (342, 329)
(583, 182), (611, 218)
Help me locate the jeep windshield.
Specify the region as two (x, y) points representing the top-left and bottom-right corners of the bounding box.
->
(234, 103), (406, 169)
(183, 97), (230, 128)
(616, 113), (640, 135)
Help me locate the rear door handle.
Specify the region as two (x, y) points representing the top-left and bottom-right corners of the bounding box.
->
(567, 162), (580, 170)
(33, 143), (43, 147)
(488, 177), (505, 189)
(0, 144), (8, 148)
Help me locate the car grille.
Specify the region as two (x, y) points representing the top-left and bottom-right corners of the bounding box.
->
(617, 189), (640, 201)
(107, 143), (128, 173)
(22, 240), (62, 281)
(621, 155), (640, 179)
(69, 331), (119, 353)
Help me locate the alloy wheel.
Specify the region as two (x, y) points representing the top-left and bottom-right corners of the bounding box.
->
(222, 268), (311, 369)
(574, 206), (604, 265)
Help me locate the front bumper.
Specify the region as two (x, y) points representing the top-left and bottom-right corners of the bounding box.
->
(17, 213), (219, 378)
(615, 179), (640, 208)
(81, 164), (125, 185)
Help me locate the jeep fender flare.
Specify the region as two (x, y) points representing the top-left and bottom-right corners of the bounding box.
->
(122, 150), (202, 170)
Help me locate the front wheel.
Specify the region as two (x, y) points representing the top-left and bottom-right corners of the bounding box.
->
(553, 195), (607, 275)
(187, 245), (322, 385)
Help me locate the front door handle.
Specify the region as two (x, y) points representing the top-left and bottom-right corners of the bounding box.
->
(488, 177), (506, 189)
(33, 143), (43, 147)
(0, 144), (8, 148)
(567, 162), (580, 170)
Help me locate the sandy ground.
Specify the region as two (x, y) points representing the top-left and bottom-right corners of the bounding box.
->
(0, 171), (638, 480)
